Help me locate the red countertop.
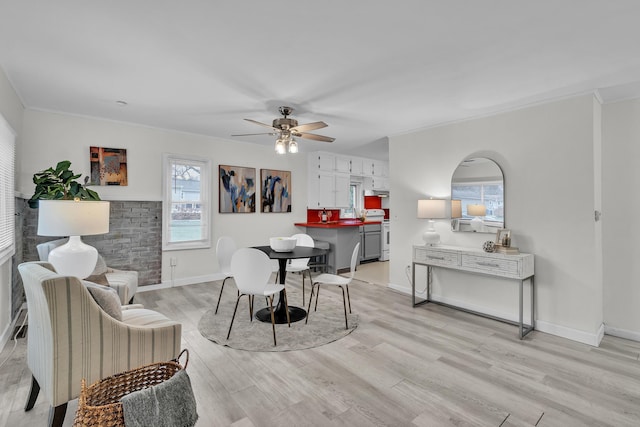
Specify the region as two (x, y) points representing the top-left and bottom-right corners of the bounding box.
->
(294, 220), (381, 228)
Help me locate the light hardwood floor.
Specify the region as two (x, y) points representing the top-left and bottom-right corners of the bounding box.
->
(2, 261), (640, 426)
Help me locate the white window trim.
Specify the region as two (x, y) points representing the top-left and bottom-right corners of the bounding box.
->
(162, 153), (212, 251)
(0, 114), (16, 265)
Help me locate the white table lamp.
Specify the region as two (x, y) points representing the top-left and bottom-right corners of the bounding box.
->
(467, 204), (486, 232)
(417, 199), (446, 245)
(38, 200), (110, 278)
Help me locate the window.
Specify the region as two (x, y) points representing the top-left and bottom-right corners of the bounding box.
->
(451, 180), (504, 223)
(162, 154), (212, 250)
(340, 182), (361, 218)
(0, 115), (15, 265)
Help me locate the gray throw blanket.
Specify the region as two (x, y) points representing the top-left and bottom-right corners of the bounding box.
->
(121, 369), (198, 427)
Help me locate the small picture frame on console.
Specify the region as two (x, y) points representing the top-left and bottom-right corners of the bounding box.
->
(496, 229), (511, 247)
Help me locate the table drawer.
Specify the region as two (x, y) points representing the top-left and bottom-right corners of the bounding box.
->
(414, 248), (459, 267)
(461, 254), (520, 277)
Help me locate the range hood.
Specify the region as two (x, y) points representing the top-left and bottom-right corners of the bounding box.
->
(364, 189), (389, 197)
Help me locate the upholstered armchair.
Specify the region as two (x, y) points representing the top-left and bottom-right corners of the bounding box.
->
(37, 238), (138, 304)
(18, 262), (182, 427)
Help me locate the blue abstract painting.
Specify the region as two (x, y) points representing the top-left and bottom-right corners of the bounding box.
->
(219, 165), (256, 213)
(260, 169), (291, 213)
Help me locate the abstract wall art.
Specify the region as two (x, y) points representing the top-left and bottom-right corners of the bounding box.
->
(89, 146), (128, 186)
(219, 165), (256, 213)
(260, 169), (291, 213)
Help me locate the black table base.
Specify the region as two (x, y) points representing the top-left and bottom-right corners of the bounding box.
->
(255, 305), (306, 324)
(252, 245), (328, 325)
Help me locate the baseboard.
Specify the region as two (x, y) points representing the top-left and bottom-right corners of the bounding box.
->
(387, 282), (607, 347)
(388, 282), (430, 299)
(137, 273), (226, 293)
(604, 325), (640, 342)
(535, 320), (604, 347)
(387, 282), (411, 295)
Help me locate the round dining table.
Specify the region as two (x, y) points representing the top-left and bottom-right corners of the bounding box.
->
(253, 245), (328, 324)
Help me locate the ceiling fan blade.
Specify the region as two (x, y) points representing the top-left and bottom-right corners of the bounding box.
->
(244, 118), (277, 130)
(231, 132), (276, 137)
(290, 121), (328, 133)
(296, 132), (335, 143)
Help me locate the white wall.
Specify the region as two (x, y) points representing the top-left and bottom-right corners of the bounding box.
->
(0, 67), (24, 349)
(602, 98), (640, 341)
(18, 110), (308, 285)
(388, 95), (604, 345)
(11, 87), (639, 346)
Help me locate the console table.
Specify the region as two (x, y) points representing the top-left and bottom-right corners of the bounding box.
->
(412, 245), (535, 339)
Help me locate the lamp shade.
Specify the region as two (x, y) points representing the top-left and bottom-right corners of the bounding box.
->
(467, 204), (486, 217)
(38, 200), (110, 236)
(417, 199), (446, 219)
(451, 199), (462, 219)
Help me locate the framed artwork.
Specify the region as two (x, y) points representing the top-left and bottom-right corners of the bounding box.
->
(495, 229), (511, 246)
(89, 147), (128, 186)
(260, 169), (291, 213)
(219, 165), (256, 213)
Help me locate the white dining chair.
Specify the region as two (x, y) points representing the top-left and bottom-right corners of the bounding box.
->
(285, 233), (315, 304)
(227, 247), (291, 346)
(306, 242), (360, 330)
(215, 236), (237, 314)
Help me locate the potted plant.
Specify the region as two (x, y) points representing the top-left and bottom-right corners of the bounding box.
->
(28, 160), (101, 208)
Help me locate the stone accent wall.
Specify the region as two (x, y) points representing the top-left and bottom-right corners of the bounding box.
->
(84, 201), (162, 286)
(18, 198), (162, 290)
(11, 197), (27, 318)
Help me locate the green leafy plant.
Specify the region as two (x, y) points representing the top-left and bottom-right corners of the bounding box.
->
(28, 160), (101, 208)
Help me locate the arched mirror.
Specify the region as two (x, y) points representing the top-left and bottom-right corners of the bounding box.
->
(451, 157), (504, 233)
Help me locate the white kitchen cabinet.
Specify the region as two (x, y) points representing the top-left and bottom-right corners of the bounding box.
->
(372, 160), (387, 176)
(377, 160), (389, 177)
(311, 152), (336, 171)
(335, 156), (351, 174)
(372, 176), (389, 190)
(308, 170), (350, 208)
(317, 171), (336, 208)
(349, 157), (363, 175)
(362, 160), (375, 176)
(336, 155), (364, 175)
(308, 151), (388, 207)
(334, 173), (351, 207)
(362, 159), (388, 176)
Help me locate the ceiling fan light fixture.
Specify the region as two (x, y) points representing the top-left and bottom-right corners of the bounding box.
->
(288, 138), (298, 153)
(275, 138), (286, 154)
(234, 106), (334, 145)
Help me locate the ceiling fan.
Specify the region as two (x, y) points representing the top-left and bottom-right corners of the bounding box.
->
(232, 106), (335, 143)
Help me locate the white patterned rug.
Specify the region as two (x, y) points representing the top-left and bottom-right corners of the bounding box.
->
(198, 279), (358, 352)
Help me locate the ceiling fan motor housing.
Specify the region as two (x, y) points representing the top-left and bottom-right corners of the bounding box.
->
(272, 117), (298, 130)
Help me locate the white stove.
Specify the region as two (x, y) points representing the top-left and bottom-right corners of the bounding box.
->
(363, 209), (385, 222)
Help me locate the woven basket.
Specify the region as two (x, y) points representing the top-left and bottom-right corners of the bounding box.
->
(73, 350), (188, 427)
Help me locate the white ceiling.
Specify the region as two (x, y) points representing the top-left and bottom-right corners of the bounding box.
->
(2, 1), (640, 160)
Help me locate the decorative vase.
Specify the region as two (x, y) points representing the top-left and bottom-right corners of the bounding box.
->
(482, 241), (495, 253)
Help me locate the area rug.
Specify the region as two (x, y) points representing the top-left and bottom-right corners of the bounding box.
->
(198, 281), (358, 352)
